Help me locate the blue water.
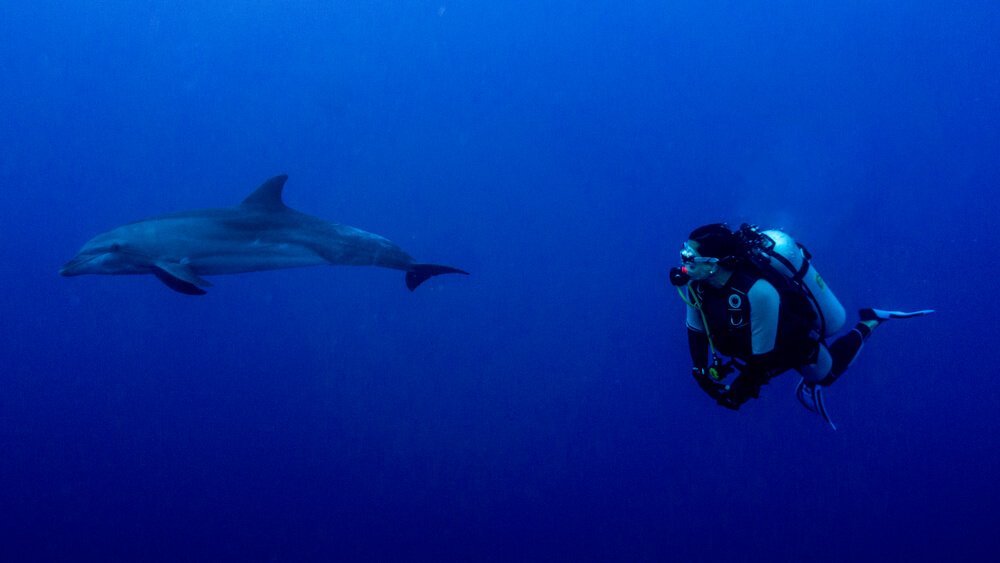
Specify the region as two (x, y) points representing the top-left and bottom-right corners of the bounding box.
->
(2, 1), (998, 560)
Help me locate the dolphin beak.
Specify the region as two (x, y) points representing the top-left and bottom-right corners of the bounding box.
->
(60, 255), (93, 276)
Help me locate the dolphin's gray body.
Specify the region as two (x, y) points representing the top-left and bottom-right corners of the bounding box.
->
(60, 175), (468, 295)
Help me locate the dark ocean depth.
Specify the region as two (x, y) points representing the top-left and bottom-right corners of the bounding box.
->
(2, 1), (998, 561)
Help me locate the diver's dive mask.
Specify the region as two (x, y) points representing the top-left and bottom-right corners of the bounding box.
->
(672, 243), (719, 284)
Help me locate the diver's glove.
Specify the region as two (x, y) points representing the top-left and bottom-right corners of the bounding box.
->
(715, 371), (765, 411)
(716, 392), (744, 411)
(693, 364), (766, 410)
(692, 367), (728, 401)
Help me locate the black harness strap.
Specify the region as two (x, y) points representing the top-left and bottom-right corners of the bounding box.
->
(762, 242), (828, 340)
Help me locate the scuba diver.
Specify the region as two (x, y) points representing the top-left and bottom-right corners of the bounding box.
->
(669, 223), (933, 428)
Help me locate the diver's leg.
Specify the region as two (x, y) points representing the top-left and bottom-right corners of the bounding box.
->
(819, 308), (935, 386)
(796, 343), (832, 385)
(817, 326), (868, 386)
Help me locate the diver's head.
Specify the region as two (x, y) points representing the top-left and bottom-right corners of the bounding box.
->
(679, 241), (719, 281)
(680, 223), (742, 283)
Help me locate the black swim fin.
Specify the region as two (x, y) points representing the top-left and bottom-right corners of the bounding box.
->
(405, 264), (469, 291)
(796, 379), (837, 430)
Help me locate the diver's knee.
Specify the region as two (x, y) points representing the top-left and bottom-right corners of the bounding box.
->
(796, 344), (833, 385)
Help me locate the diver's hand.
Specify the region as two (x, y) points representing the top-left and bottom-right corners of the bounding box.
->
(714, 371), (765, 411)
(716, 393), (743, 411)
(692, 367), (728, 400)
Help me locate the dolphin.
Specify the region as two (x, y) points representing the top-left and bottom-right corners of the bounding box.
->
(60, 175), (468, 295)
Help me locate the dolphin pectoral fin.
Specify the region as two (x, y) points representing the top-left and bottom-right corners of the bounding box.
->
(154, 261), (212, 288)
(152, 268), (208, 295)
(152, 261), (212, 295)
(405, 263), (469, 291)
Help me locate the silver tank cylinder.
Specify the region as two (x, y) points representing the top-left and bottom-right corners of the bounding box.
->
(762, 230), (846, 338)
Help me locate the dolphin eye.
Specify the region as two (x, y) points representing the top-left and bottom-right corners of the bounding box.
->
(110, 243), (121, 252)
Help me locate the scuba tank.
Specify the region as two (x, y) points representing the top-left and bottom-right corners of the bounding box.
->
(736, 224), (846, 339)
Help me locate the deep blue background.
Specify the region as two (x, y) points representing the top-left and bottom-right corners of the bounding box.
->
(2, 1), (997, 561)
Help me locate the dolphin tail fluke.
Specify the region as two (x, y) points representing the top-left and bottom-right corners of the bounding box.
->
(405, 264), (469, 291)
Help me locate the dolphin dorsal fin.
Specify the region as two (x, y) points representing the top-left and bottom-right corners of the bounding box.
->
(241, 175), (289, 210)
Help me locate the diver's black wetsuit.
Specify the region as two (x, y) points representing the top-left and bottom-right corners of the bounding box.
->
(685, 269), (863, 409)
